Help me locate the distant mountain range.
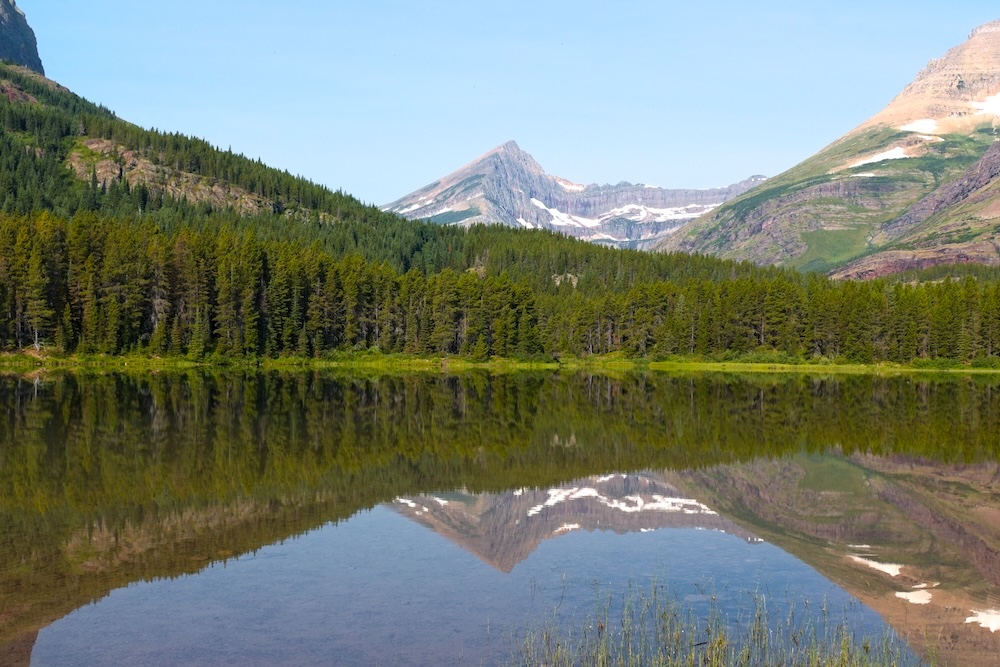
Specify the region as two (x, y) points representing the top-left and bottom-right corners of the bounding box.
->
(384, 140), (765, 249)
(659, 19), (1000, 278)
(0, 0), (43, 74)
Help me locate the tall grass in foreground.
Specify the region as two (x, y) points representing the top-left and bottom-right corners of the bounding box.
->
(507, 583), (920, 667)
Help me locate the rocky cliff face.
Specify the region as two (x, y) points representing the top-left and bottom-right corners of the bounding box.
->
(384, 141), (764, 249)
(659, 18), (1000, 276)
(0, 0), (43, 75)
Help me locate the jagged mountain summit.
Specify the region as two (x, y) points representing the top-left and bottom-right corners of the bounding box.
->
(659, 19), (1000, 277)
(384, 141), (765, 249)
(0, 0), (43, 74)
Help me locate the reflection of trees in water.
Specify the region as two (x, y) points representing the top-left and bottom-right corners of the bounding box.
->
(1, 371), (999, 648)
(3, 371), (1000, 525)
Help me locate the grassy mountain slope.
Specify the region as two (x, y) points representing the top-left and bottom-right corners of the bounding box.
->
(658, 20), (1000, 277)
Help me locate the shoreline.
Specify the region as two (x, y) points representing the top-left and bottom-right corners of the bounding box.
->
(3, 352), (1000, 375)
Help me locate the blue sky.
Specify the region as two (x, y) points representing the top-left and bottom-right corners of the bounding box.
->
(17, 1), (1000, 205)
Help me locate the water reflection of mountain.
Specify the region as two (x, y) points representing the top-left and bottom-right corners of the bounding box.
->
(676, 455), (1000, 667)
(3, 370), (1000, 666)
(392, 473), (759, 572)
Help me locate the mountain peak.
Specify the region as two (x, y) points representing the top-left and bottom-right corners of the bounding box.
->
(856, 16), (1000, 136)
(384, 142), (762, 248)
(496, 140), (521, 152)
(0, 0), (43, 75)
(971, 19), (1000, 38)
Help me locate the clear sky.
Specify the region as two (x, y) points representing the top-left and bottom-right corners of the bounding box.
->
(16, 1), (1000, 205)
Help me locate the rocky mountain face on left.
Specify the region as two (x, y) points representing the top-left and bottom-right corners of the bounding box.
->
(384, 141), (765, 249)
(0, 0), (43, 75)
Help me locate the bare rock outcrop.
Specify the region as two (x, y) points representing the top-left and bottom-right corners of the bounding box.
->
(0, 0), (43, 75)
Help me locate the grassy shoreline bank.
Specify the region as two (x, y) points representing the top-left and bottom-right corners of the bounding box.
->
(3, 350), (1000, 376)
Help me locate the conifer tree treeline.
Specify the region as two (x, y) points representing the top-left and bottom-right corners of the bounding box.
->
(4, 210), (1000, 363)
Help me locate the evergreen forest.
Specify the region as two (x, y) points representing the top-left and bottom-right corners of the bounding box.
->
(2, 62), (1000, 365)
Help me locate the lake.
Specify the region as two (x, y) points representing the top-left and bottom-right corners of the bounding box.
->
(2, 371), (999, 665)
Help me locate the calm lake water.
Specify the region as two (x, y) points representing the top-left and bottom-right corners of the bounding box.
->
(2, 371), (1000, 666)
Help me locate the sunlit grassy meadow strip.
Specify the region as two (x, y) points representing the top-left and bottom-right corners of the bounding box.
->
(3, 348), (1000, 376)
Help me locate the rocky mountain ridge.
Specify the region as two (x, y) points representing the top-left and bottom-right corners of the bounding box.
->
(0, 0), (43, 74)
(658, 18), (1000, 277)
(385, 141), (764, 249)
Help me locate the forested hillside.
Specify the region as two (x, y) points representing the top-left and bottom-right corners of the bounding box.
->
(3, 211), (1000, 364)
(3, 62), (1000, 365)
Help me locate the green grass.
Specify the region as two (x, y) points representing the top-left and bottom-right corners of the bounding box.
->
(791, 225), (873, 274)
(427, 207), (481, 225)
(7, 349), (1000, 377)
(507, 582), (917, 667)
(798, 457), (870, 495)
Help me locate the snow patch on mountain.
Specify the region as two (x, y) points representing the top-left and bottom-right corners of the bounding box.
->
(850, 147), (910, 168)
(601, 203), (718, 223)
(973, 93), (1000, 116)
(530, 198), (601, 228)
(555, 177), (586, 192)
(901, 119), (939, 133)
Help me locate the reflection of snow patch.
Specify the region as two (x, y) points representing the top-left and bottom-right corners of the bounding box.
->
(850, 147), (909, 169)
(848, 544), (872, 550)
(851, 173), (876, 178)
(432, 497), (448, 506)
(601, 494), (716, 515)
(553, 523), (581, 535)
(966, 610), (1000, 633)
(972, 93), (1000, 117)
(525, 487), (716, 517)
(396, 498), (417, 509)
(896, 591), (932, 605)
(848, 556), (903, 577)
(900, 119), (939, 133)
(968, 608), (1000, 632)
